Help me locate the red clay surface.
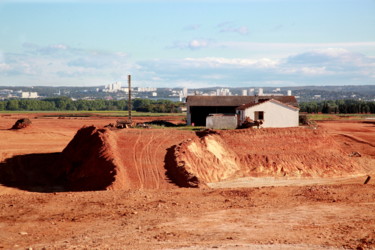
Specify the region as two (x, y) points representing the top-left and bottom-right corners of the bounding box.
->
(0, 113), (374, 249)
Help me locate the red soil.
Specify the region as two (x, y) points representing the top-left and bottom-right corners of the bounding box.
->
(55, 125), (365, 191)
(61, 126), (194, 190)
(173, 128), (365, 186)
(0, 114), (374, 249)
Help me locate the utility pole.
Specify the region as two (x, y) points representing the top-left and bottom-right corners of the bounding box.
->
(128, 75), (132, 122)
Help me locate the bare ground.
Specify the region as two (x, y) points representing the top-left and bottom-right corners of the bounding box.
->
(0, 114), (374, 249)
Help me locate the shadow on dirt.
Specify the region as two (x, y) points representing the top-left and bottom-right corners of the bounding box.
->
(0, 153), (67, 192)
(164, 145), (200, 188)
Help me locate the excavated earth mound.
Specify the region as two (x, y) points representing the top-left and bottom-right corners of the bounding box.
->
(172, 128), (364, 187)
(11, 118), (32, 129)
(58, 126), (365, 190)
(60, 126), (194, 190)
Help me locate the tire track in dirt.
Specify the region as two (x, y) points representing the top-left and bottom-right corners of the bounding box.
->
(150, 130), (173, 188)
(138, 130), (155, 188)
(145, 130), (165, 188)
(339, 133), (375, 148)
(153, 130), (172, 188)
(139, 130), (170, 189)
(132, 130), (144, 188)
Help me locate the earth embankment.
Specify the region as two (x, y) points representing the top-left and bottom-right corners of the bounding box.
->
(173, 128), (364, 186)
(60, 126), (194, 190)
(59, 126), (364, 190)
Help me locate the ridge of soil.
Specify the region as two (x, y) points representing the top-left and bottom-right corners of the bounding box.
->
(57, 126), (366, 191)
(172, 128), (365, 186)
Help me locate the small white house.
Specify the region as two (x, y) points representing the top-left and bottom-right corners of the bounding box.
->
(236, 99), (299, 128)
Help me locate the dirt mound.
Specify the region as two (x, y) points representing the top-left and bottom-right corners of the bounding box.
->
(11, 118), (32, 129)
(172, 128), (364, 186)
(60, 126), (120, 191)
(60, 126), (194, 190)
(59, 126), (365, 190)
(3, 123), (364, 191)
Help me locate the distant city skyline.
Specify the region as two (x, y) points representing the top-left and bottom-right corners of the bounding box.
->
(0, 0), (374, 87)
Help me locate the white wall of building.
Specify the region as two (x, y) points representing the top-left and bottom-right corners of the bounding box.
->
(206, 115), (238, 129)
(241, 101), (299, 128)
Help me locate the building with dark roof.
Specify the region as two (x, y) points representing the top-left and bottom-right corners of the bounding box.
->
(186, 95), (298, 126)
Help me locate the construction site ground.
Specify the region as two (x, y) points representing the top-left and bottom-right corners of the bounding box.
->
(0, 113), (374, 249)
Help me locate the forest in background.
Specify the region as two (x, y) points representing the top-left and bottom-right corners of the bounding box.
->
(0, 97), (182, 113)
(0, 97), (374, 114)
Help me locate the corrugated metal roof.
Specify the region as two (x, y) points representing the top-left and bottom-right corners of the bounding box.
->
(186, 95), (298, 107)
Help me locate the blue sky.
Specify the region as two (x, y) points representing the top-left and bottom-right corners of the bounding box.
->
(0, 0), (374, 88)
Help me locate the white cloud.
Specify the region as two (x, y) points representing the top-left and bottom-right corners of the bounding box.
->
(0, 43), (138, 85)
(169, 39), (212, 50)
(138, 48), (375, 87)
(216, 42), (375, 60)
(218, 22), (249, 35)
(0, 63), (11, 72)
(184, 57), (279, 69)
(1, 42), (375, 87)
(189, 39), (209, 49)
(301, 67), (328, 75)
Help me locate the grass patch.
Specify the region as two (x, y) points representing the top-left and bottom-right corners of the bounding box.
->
(307, 113), (375, 121)
(177, 126), (206, 131)
(0, 110), (185, 118)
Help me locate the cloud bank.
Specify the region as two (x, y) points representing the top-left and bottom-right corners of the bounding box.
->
(1, 43), (374, 87)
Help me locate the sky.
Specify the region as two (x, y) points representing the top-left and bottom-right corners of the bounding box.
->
(0, 0), (375, 88)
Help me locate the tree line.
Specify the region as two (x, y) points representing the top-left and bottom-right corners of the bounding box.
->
(299, 100), (375, 113)
(0, 97), (182, 113)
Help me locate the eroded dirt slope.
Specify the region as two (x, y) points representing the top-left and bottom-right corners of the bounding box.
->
(60, 126), (367, 190)
(174, 128), (365, 186)
(61, 126), (195, 190)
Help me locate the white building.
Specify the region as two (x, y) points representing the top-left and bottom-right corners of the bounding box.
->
(287, 90), (292, 96)
(241, 89), (248, 96)
(182, 88), (188, 97)
(236, 99), (299, 128)
(216, 88), (232, 96)
(186, 95), (298, 127)
(21, 92), (39, 98)
(136, 87), (157, 92)
(104, 82), (122, 92)
(258, 88), (264, 96)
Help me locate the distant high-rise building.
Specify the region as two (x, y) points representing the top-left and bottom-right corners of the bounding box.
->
(258, 88), (264, 96)
(287, 90), (292, 96)
(241, 89), (247, 96)
(104, 81), (122, 92)
(21, 92), (38, 99)
(183, 88), (188, 97)
(216, 88), (231, 96)
(248, 88), (255, 96)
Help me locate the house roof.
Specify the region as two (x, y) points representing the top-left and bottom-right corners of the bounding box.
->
(236, 98), (300, 111)
(186, 95), (298, 107)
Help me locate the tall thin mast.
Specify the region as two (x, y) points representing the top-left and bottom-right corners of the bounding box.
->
(128, 75), (132, 122)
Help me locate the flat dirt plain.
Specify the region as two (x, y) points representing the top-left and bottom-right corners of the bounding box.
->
(0, 113), (374, 249)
